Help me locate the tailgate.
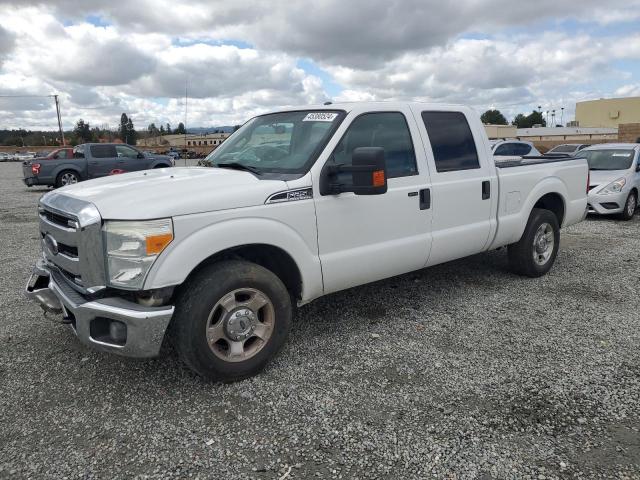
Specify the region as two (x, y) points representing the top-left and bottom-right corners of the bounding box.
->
(22, 161), (35, 179)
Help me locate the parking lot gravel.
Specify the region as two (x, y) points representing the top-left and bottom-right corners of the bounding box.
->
(0, 161), (639, 479)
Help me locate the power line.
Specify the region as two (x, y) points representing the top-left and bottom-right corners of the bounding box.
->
(0, 94), (56, 98)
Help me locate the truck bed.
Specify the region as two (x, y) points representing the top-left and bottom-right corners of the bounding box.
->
(490, 156), (588, 249)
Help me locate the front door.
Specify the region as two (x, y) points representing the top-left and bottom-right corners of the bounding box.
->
(313, 108), (433, 294)
(115, 144), (146, 172)
(411, 108), (495, 266)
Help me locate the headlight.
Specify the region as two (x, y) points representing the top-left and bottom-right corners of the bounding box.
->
(104, 219), (173, 289)
(599, 177), (626, 195)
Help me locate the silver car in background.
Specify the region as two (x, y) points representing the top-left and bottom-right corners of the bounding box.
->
(585, 143), (640, 220)
(545, 144), (590, 156)
(490, 140), (541, 163)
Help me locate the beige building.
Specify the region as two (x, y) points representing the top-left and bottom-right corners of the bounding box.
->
(484, 124), (517, 139)
(138, 132), (230, 148)
(575, 96), (640, 128)
(516, 126), (618, 142)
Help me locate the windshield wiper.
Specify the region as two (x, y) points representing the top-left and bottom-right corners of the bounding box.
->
(216, 162), (262, 176)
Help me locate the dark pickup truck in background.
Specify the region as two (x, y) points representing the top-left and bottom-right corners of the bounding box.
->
(23, 143), (174, 188)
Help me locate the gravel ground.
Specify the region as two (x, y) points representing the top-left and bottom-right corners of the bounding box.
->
(1, 161), (639, 479)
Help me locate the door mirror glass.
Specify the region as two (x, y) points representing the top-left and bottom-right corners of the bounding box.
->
(320, 147), (387, 195)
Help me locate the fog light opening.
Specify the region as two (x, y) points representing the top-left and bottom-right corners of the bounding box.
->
(90, 318), (127, 346)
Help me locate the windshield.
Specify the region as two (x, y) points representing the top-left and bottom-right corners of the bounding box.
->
(548, 145), (577, 153)
(202, 110), (345, 175)
(582, 149), (636, 170)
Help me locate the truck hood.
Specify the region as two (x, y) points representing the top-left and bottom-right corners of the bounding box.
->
(53, 167), (287, 219)
(589, 169), (629, 187)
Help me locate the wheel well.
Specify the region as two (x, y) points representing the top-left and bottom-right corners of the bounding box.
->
(186, 244), (303, 300)
(533, 193), (565, 226)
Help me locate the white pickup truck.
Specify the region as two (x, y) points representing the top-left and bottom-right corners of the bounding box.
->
(26, 102), (588, 381)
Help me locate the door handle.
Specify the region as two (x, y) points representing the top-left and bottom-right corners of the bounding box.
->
(482, 181), (490, 200)
(419, 188), (431, 210)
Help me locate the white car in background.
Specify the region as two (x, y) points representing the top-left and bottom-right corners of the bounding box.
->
(585, 144), (640, 220)
(490, 140), (541, 163)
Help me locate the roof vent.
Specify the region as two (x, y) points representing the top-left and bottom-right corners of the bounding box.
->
(323, 101), (332, 105)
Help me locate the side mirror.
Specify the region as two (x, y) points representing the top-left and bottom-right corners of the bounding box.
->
(137, 152), (145, 159)
(636, 164), (640, 172)
(320, 147), (388, 196)
(52, 154), (59, 159)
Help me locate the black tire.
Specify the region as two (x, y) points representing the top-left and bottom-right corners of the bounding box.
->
(508, 208), (560, 277)
(171, 260), (292, 381)
(619, 191), (637, 221)
(55, 170), (80, 188)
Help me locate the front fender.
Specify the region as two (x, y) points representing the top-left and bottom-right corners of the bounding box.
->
(143, 216), (323, 303)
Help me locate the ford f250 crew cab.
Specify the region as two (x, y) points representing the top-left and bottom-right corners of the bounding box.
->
(22, 143), (173, 188)
(25, 102), (589, 381)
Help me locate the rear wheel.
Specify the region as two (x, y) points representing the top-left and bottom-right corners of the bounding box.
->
(171, 260), (292, 381)
(619, 191), (637, 221)
(55, 170), (80, 188)
(508, 208), (560, 277)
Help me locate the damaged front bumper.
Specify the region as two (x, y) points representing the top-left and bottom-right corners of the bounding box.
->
(25, 260), (174, 358)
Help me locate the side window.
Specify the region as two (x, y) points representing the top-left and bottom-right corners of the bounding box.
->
(421, 111), (480, 172)
(73, 146), (85, 159)
(513, 143), (532, 156)
(115, 145), (139, 159)
(90, 145), (117, 159)
(332, 112), (417, 178)
(493, 144), (511, 156)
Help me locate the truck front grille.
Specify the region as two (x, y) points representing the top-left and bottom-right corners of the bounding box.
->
(39, 207), (83, 285)
(38, 192), (106, 292)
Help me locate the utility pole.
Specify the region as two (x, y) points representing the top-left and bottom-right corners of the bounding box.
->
(54, 94), (65, 145)
(184, 79), (188, 166)
(560, 107), (564, 127)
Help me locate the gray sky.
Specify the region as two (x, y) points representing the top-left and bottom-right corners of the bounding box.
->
(2, 0), (640, 130)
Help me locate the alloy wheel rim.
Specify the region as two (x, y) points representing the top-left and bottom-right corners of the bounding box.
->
(61, 173), (77, 185)
(532, 222), (554, 266)
(205, 288), (275, 362)
(627, 195), (636, 216)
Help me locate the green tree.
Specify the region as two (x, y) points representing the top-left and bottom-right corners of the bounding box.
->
(126, 118), (137, 145)
(175, 122), (186, 135)
(512, 110), (547, 128)
(73, 119), (92, 143)
(480, 109), (508, 125)
(160, 125), (165, 134)
(233, 125), (241, 132)
(119, 113), (129, 142)
(166, 123), (171, 134)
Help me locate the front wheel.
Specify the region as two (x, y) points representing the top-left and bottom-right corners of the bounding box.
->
(171, 260), (292, 381)
(619, 192), (637, 221)
(508, 208), (560, 277)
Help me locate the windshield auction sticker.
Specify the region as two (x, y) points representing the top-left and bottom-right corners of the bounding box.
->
(303, 112), (338, 122)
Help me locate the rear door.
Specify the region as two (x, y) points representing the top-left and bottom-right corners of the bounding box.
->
(88, 144), (119, 177)
(411, 107), (496, 266)
(313, 106), (433, 294)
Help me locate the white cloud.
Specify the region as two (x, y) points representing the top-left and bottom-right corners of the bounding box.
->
(1, 1), (640, 129)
